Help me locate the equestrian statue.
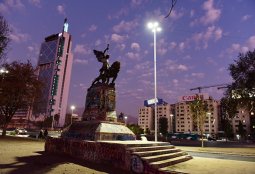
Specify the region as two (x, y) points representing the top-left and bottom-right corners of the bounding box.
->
(91, 44), (120, 86)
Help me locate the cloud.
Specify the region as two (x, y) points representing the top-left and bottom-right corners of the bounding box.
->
(163, 60), (189, 72)
(117, 43), (126, 51)
(214, 27), (223, 40)
(226, 35), (255, 54)
(89, 24), (97, 32)
(111, 34), (127, 43)
(191, 72), (205, 78)
(74, 58), (88, 64)
(0, 0), (24, 13)
(131, 0), (143, 7)
(113, 20), (138, 33)
(57, 4), (65, 15)
(28, 0), (41, 7)
(169, 10), (184, 20)
(134, 61), (151, 70)
(247, 35), (255, 49)
(74, 44), (90, 55)
(190, 9), (195, 18)
(10, 31), (29, 43)
(172, 79), (179, 86)
(192, 26), (223, 49)
(126, 52), (140, 60)
(94, 39), (102, 46)
(27, 44), (39, 53)
(177, 64), (188, 71)
(200, 0), (221, 25)
(131, 42), (140, 51)
(242, 15), (251, 21)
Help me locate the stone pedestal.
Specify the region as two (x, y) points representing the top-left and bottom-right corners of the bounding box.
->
(61, 121), (135, 141)
(82, 83), (117, 122)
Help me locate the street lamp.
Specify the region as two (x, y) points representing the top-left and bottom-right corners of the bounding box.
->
(70, 105), (75, 124)
(170, 114), (174, 133)
(124, 116), (128, 126)
(147, 21), (161, 142)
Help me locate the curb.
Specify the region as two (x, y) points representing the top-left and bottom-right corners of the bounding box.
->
(185, 150), (255, 157)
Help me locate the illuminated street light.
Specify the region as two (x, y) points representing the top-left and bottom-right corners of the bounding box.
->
(70, 105), (75, 124)
(170, 114), (174, 133)
(124, 116), (128, 126)
(147, 21), (161, 142)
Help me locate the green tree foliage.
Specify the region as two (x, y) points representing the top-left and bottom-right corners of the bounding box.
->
(227, 50), (255, 113)
(0, 61), (43, 136)
(189, 95), (209, 147)
(0, 15), (11, 63)
(159, 117), (168, 136)
(127, 124), (144, 135)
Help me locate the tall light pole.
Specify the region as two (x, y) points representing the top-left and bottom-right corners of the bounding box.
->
(124, 116), (128, 126)
(170, 114), (174, 133)
(147, 21), (161, 142)
(70, 105), (75, 124)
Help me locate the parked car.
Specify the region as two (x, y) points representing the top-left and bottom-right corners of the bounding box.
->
(207, 136), (217, 141)
(15, 128), (27, 135)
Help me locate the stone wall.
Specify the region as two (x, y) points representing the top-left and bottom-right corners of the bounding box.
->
(45, 137), (131, 170)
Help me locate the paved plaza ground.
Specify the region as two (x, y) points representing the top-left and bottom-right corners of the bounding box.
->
(0, 136), (255, 174)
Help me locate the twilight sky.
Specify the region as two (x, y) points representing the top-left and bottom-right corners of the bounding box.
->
(1, 0), (255, 118)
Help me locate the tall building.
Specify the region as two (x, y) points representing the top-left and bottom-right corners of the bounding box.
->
(175, 93), (219, 135)
(138, 98), (174, 133)
(34, 19), (73, 127)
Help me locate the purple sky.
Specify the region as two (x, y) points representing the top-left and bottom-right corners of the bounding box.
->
(1, 0), (255, 118)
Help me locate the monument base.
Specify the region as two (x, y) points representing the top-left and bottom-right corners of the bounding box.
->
(61, 121), (135, 141)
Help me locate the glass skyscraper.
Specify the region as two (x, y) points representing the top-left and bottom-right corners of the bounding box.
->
(34, 19), (73, 127)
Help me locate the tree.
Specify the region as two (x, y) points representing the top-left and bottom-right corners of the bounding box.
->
(0, 61), (43, 136)
(227, 50), (255, 113)
(0, 15), (11, 63)
(220, 97), (238, 140)
(127, 124), (144, 135)
(159, 117), (168, 136)
(189, 95), (209, 147)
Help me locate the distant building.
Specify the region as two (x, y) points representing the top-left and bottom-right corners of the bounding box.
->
(138, 94), (253, 139)
(175, 93), (219, 135)
(138, 98), (174, 133)
(33, 19), (73, 127)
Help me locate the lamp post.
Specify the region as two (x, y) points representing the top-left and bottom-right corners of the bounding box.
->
(70, 105), (75, 124)
(124, 116), (128, 126)
(0, 68), (9, 94)
(147, 21), (161, 142)
(170, 114), (174, 133)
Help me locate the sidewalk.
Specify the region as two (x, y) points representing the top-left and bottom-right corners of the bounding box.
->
(177, 146), (255, 156)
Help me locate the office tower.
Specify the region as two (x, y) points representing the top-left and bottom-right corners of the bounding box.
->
(34, 19), (73, 127)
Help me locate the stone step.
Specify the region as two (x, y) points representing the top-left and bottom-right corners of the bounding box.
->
(142, 151), (188, 163)
(151, 155), (193, 169)
(133, 148), (182, 157)
(159, 168), (189, 174)
(128, 145), (175, 152)
(125, 142), (170, 148)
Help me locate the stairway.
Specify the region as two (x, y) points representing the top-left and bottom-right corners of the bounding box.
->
(126, 142), (192, 173)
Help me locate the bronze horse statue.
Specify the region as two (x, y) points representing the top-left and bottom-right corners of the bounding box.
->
(92, 61), (120, 86)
